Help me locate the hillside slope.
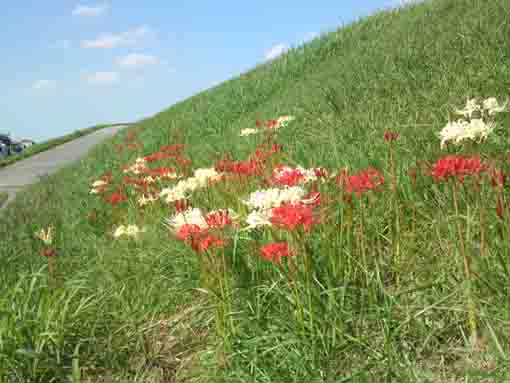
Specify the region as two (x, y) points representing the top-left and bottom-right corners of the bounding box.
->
(2, 0), (510, 382)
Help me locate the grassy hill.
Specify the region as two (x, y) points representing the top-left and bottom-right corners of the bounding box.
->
(2, 0), (510, 381)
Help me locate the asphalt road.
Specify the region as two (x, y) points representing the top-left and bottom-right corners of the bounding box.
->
(0, 125), (125, 209)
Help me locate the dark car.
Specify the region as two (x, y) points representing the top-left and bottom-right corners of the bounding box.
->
(0, 134), (12, 156)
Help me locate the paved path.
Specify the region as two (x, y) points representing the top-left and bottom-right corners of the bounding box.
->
(0, 126), (125, 209)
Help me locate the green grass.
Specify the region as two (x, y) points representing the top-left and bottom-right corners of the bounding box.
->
(0, 192), (8, 207)
(2, 0), (510, 381)
(0, 123), (132, 169)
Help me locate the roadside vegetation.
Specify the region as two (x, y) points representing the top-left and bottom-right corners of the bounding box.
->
(2, 0), (510, 382)
(0, 192), (8, 207)
(0, 123), (131, 169)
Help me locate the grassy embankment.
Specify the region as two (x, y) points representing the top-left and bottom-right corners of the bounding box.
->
(0, 123), (131, 169)
(2, 0), (510, 381)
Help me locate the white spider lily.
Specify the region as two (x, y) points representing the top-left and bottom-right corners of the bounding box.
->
(240, 128), (259, 137)
(439, 119), (495, 149)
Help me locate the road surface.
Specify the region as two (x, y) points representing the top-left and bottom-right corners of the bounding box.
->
(0, 125), (125, 209)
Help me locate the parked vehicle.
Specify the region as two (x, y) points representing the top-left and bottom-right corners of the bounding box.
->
(0, 143), (8, 158)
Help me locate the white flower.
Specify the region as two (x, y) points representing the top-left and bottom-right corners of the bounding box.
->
(35, 226), (54, 245)
(193, 168), (223, 185)
(275, 115), (295, 129)
(483, 97), (509, 116)
(272, 165), (318, 184)
(160, 182), (189, 203)
(138, 194), (159, 206)
(113, 224), (144, 239)
(240, 128), (259, 137)
(455, 98), (481, 119)
(91, 179), (108, 188)
(244, 210), (272, 230)
(439, 119), (495, 149)
(165, 208), (208, 232)
(243, 186), (306, 210)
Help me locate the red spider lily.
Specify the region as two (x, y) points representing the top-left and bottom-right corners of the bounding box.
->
(206, 210), (233, 228)
(431, 155), (487, 183)
(313, 167), (329, 179)
(338, 167), (385, 195)
(260, 242), (292, 263)
(192, 235), (226, 253)
(251, 143), (282, 161)
(103, 190), (127, 205)
(122, 176), (150, 191)
(145, 167), (176, 178)
(490, 169), (507, 188)
(270, 203), (318, 231)
(40, 248), (57, 257)
(127, 142), (143, 151)
(384, 131), (400, 142)
(144, 151), (171, 162)
(272, 165), (305, 186)
(256, 120), (263, 127)
(216, 158), (263, 177)
(174, 199), (190, 213)
(176, 224), (205, 241)
(125, 131), (138, 142)
(265, 119), (279, 129)
(174, 156), (192, 168)
(160, 144), (185, 154)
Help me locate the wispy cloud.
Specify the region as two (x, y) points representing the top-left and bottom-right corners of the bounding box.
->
(264, 43), (289, 61)
(72, 3), (109, 17)
(84, 71), (119, 85)
(81, 26), (151, 49)
(116, 53), (159, 69)
(32, 80), (57, 91)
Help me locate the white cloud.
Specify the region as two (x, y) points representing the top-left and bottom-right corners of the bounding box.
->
(391, 0), (423, 7)
(116, 53), (159, 69)
(264, 43), (289, 61)
(81, 26), (151, 49)
(32, 80), (57, 91)
(84, 71), (119, 85)
(72, 3), (109, 17)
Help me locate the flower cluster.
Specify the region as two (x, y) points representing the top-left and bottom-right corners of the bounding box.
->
(113, 224), (145, 239)
(240, 115), (295, 137)
(160, 168), (223, 203)
(431, 155), (487, 183)
(337, 168), (385, 195)
(439, 97), (507, 149)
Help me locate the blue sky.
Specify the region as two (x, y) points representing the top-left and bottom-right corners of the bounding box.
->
(1, 0), (405, 141)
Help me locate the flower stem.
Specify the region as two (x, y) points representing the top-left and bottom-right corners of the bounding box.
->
(452, 180), (478, 345)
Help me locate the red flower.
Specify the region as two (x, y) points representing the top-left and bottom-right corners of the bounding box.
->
(272, 165), (304, 186)
(431, 156), (487, 183)
(144, 151), (170, 162)
(192, 235), (226, 253)
(160, 144), (185, 154)
(384, 131), (400, 142)
(260, 242), (292, 263)
(176, 224), (205, 241)
(206, 210), (233, 228)
(490, 169), (507, 188)
(255, 120), (263, 127)
(103, 190), (127, 205)
(338, 167), (385, 195)
(40, 248), (57, 257)
(270, 203), (317, 231)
